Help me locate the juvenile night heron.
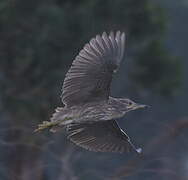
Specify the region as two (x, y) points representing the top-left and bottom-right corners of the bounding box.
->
(35, 31), (147, 154)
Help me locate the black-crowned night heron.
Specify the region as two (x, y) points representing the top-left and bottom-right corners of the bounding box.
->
(35, 31), (147, 154)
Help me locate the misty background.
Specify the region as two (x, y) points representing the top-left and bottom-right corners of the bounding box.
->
(0, 0), (188, 179)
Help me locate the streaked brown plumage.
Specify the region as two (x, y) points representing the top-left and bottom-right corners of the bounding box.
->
(36, 31), (147, 154)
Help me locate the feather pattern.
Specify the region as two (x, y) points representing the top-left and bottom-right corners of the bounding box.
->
(61, 31), (125, 107)
(67, 120), (139, 153)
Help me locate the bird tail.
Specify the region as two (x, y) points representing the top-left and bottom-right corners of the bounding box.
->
(50, 107), (64, 122)
(49, 107), (65, 132)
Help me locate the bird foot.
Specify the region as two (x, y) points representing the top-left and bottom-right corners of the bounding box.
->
(34, 121), (58, 132)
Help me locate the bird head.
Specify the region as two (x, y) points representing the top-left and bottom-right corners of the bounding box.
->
(119, 98), (148, 113)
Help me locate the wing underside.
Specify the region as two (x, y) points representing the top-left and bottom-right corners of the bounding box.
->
(66, 120), (141, 153)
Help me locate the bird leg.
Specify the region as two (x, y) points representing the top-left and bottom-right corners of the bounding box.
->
(34, 121), (58, 132)
(34, 117), (72, 132)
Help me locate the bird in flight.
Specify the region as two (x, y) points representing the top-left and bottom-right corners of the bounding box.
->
(35, 31), (147, 154)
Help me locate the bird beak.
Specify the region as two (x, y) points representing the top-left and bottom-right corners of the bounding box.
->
(127, 103), (149, 111)
(128, 103), (149, 110)
(135, 104), (149, 109)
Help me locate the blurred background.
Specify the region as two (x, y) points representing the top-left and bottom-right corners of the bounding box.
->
(0, 0), (187, 179)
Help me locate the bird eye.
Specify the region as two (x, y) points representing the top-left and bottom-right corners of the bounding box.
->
(128, 101), (132, 106)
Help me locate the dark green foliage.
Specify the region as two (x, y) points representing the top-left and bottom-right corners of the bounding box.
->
(131, 40), (182, 96)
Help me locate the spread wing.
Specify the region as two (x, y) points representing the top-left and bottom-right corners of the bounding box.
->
(62, 31), (125, 107)
(66, 120), (141, 153)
